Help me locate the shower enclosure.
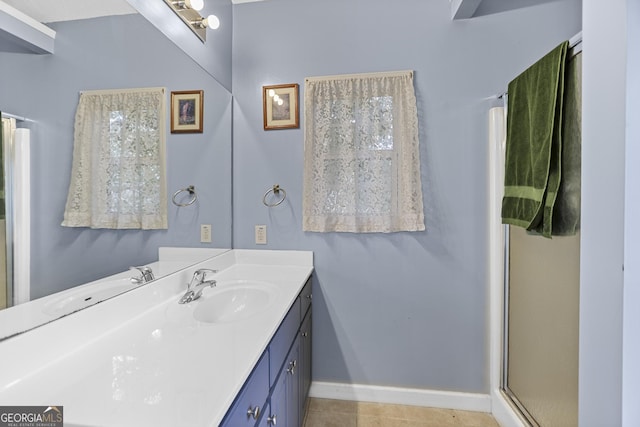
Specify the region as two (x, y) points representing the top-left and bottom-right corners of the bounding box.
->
(500, 50), (582, 427)
(489, 44), (582, 426)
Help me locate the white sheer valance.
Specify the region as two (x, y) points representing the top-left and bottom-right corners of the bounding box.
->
(303, 71), (425, 233)
(62, 87), (167, 229)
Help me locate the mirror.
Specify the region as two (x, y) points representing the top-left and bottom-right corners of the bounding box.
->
(0, 3), (233, 339)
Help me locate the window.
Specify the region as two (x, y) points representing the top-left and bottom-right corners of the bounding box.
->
(62, 87), (167, 229)
(303, 71), (424, 233)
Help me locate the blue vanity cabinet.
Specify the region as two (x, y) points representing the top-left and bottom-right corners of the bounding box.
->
(286, 342), (301, 425)
(266, 336), (300, 427)
(220, 352), (270, 426)
(299, 308), (312, 417)
(264, 278), (312, 427)
(269, 298), (301, 385)
(299, 277), (312, 405)
(299, 280), (312, 319)
(221, 277), (312, 427)
(257, 404), (271, 427)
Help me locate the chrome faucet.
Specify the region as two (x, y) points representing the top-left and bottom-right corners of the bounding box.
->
(179, 269), (218, 304)
(130, 266), (155, 284)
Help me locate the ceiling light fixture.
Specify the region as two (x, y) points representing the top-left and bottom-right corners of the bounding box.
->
(191, 14), (220, 30)
(172, 0), (204, 11)
(163, 0), (218, 42)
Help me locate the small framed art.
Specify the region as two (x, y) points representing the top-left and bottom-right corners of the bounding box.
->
(263, 83), (299, 130)
(171, 90), (203, 133)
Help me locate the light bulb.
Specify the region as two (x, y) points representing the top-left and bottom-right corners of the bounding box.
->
(277, 99), (284, 106)
(203, 14), (220, 30)
(268, 89), (276, 97)
(186, 0), (204, 11)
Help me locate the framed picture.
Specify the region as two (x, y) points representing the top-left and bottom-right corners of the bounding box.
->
(263, 84), (299, 130)
(171, 90), (203, 133)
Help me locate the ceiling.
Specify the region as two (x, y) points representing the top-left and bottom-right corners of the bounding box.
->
(2, 0), (137, 23)
(1, 0), (552, 25)
(2, 0), (263, 24)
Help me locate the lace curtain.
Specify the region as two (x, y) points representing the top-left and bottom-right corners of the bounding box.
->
(62, 87), (167, 229)
(303, 71), (424, 233)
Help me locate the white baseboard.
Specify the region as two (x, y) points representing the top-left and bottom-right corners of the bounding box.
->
(309, 381), (492, 413)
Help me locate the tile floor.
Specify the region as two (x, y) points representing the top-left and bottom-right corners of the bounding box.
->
(302, 398), (500, 427)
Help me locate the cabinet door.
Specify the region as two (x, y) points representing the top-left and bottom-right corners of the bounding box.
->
(268, 336), (301, 427)
(286, 340), (300, 427)
(258, 402), (272, 427)
(300, 277), (312, 319)
(269, 369), (287, 427)
(299, 310), (312, 417)
(270, 298), (301, 385)
(220, 352), (269, 427)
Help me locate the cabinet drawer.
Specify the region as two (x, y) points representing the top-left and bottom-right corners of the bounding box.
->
(221, 352), (269, 427)
(269, 297), (301, 385)
(299, 277), (312, 319)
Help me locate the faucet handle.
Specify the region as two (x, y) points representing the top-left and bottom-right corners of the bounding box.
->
(130, 266), (155, 283)
(130, 266), (145, 283)
(188, 268), (218, 289)
(192, 268), (217, 281)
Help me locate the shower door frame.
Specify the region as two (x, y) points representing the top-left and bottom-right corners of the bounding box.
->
(487, 105), (529, 427)
(0, 114), (30, 308)
(1, 116), (16, 309)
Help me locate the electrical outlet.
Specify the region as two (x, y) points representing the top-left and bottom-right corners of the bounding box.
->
(255, 225), (267, 245)
(200, 224), (212, 243)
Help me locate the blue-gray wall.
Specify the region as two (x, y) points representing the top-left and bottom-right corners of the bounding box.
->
(0, 14), (232, 298)
(128, 0), (233, 92)
(232, 0), (581, 392)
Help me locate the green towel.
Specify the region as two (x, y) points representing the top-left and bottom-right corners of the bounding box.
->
(550, 52), (582, 235)
(502, 41), (569, 238)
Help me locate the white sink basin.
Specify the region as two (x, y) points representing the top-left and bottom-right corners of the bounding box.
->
(193, 280), (277, 324)
(42, 279), (137, 316)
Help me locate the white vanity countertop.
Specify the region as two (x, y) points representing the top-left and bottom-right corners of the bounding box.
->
(0, 247), (228, 339)
(0, 249), (313, 427)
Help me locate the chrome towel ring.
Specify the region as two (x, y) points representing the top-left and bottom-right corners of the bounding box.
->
(172, 185), (198, 207)
(263, 184), (287, 207)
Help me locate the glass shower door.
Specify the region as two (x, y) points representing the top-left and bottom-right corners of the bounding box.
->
(503, 226), (579, 426)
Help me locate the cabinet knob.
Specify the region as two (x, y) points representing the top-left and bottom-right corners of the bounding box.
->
(306, 293), (312, 300)
(302, 331), (309, 338)
(287, 359), (297, 375)
(267, 414), (277, 425)
(246, 405), (260, 420)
